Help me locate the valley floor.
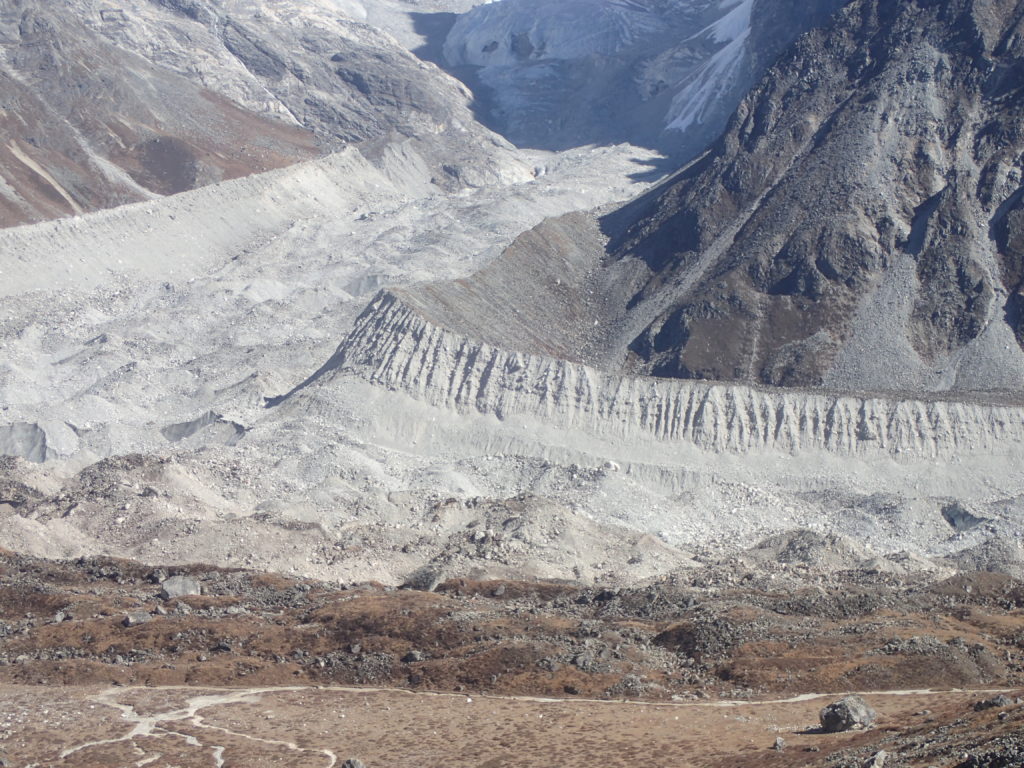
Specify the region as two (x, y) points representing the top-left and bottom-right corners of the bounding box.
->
(3, 684), (1023, 767)
(2, 551), (1024, 766)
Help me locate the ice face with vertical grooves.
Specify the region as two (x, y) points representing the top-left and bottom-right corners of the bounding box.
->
(321, 289), (1024, 459)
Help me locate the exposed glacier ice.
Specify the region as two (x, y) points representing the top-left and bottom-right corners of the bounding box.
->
(665, 0), (753, 132)
(441, 0), (840, 154)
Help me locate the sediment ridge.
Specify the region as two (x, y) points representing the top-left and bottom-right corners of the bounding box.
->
(323, 289), (1024, 459)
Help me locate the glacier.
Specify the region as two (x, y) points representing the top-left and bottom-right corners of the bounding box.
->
(442, 0), (844, 154)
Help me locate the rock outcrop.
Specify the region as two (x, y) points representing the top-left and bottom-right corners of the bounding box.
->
(611, 0), (1024, 392)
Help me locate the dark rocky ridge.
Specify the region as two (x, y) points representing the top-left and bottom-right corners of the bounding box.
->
(371, 0), (1024, 398)
(612, 0), (1024, 391)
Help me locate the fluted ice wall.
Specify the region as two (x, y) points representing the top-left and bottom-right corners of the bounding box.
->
(325, 290), (1024, 459)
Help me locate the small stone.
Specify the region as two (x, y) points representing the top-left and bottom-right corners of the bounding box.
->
(160, 575), (201, 600)
(820, 695), (876, 733)
(122, 611), (151, 627)
(863, 750), (887, 768)
(402, 650), (425, 663)
(773, 736), (786, 751)
(341, 760), (365, 768)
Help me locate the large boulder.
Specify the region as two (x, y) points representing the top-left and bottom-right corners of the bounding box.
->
(122, 610), (152, 627)
(159, 575), (201, 600)
(820, 695), (877, 733)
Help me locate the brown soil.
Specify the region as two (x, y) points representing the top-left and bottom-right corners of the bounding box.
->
(2, 550), (1024, 702)
(1, 551), (1024, 765)
(1, 685), (1023, 768)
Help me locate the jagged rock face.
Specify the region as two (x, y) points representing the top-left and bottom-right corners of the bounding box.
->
(441, 0), (846, 153)
(0, 0), (515, 227)
(612, 0), (1024, 392)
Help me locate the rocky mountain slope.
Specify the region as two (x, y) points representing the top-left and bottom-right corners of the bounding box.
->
(441, 0), (846, 153)
(612, 0), (1024, 393)
(0, 0), (525, 227)
(359, 0), (1024, 398)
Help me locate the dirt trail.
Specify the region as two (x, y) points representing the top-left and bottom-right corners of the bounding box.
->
(26, 687), (337, 768)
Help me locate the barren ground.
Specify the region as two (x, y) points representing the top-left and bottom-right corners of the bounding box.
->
(2, 552), (1024, 765)
(2, 684), (1023, 767)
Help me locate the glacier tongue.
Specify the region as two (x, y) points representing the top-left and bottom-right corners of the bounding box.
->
(443, 0), (680, 67)
(440, 0), (845, 154)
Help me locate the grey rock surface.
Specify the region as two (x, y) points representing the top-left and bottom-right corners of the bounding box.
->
(122, 611), (152, 627)
(974, 694), (1014, 711)
(610, 0), (1024, 395)
(160, 575), (202, 600)
(820, 695), (877, 733)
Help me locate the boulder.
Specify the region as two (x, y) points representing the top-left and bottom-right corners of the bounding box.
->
(160, 575), (201, 600)
(819, 695), (876, 733)
(400, 566), (442, 592)
(974, 694), (1014, 712)
(122, 610), (151, 627)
